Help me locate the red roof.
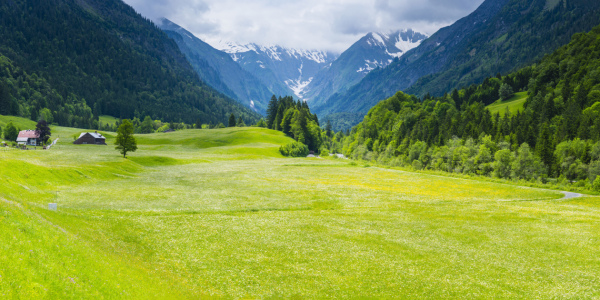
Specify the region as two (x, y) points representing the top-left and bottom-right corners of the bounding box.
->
(18, 130), (40, 139)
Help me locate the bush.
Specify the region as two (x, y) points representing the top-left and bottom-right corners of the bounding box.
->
(499, 83), (514, 100)
(279, 142), (309, 157)
(593, 176), (600, 192)
(412, 160), (423, 170)
(320, 148), (329, 157)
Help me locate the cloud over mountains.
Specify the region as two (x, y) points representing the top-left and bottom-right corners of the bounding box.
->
(124, 0), (484, 52)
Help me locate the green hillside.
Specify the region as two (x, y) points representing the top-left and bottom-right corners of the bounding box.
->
(486, 92), (528, 116)
(340, 23), (600, 186)
(3, 114), (600, 297)
(0, 0), (259, 128)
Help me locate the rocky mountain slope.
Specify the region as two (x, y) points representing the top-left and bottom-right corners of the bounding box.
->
(159, 19), (276, 113)
(307, 30), (428, 115)
(212, 41), (337, 100)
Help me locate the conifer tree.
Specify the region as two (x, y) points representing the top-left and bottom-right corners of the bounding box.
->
(237, 117), (245, 127)
(228, 113), (236, 127)
(0, 81), (10, 115)
(266, 95), (279, 129)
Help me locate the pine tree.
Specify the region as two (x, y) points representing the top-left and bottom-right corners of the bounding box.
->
(451, 89), (461, 107)
(266, 95), (279, 129)
(536, 123), (554, 176)
(228, 113), (236, 127)
(0, 81), (10, 115)
(236, 117), (245, 127)
(115, 119), (137, 158)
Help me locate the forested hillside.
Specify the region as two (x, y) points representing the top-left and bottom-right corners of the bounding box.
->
(339, 23), (600, 187)
(322, 0), (600, 129)
(0, 0), (258, 128)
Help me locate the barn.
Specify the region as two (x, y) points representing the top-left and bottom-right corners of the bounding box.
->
(73, 132), (107, 145)
(16, 130), (40, 146)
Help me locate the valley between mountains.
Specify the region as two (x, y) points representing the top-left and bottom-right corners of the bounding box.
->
(2, 0), (600, 298)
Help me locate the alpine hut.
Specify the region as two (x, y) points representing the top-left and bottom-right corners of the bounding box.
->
(73, 132), (107, 145)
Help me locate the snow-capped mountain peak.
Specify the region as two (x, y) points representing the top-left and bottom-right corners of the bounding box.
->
(365, 29), (428, 58)
(355, 29), (428, 74)
(208, 40), (338, 99)
(211, 40), (335, 64)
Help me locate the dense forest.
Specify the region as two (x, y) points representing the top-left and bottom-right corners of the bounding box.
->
(335, 24), (600, 188)
(0, 0), (258, 128)
(265, 96), (322, 152)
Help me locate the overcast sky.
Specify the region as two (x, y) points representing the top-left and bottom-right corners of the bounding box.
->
(123, 0), (485, 53)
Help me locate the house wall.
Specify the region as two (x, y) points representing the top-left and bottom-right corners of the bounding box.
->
(74, 135), (106, 145)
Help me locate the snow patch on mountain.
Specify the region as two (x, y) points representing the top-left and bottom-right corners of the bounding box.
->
(355, 29), (428, 73)
(285, 77), (313, 99)
(395, 37), (421, 54)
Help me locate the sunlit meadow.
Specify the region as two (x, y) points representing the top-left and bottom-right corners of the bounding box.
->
(1, 116), (600, 298)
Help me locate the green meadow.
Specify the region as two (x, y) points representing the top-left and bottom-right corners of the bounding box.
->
(486, 91), (528, 116)
(2, 115), (600, 298)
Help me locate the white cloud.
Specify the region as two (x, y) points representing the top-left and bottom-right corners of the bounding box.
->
(123, 0), (485, 53)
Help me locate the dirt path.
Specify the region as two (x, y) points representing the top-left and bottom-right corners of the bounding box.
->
(560, 191), (583, 200)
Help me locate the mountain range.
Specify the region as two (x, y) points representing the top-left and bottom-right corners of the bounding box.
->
(212, 41), (337, 100)
(158, 19), (427, 120)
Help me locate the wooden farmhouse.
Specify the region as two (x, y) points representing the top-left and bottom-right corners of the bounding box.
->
(73, 132), (107, 145)
(16, 130), (40, 146)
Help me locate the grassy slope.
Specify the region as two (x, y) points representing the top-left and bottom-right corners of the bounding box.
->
(486, 91), (528, 116)
(98, 115), (119, 126)
(2, 115), (600, 298)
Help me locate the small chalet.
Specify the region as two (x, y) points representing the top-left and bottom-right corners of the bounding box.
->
(73, 132), (107, 145)
(17, 130), (40, 146)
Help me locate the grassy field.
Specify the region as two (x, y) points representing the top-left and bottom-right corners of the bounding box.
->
(98, 115), (119, 127)
(2, 115), (600, 298)
(486, 92), (528, 116)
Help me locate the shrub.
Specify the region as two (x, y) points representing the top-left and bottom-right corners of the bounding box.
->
(412, 160), (423, 170)
(320, 148), (329, 157)
(499, 83), (514, 100)
(593, 176), (600, 192)
(279, 142), (309, 157)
